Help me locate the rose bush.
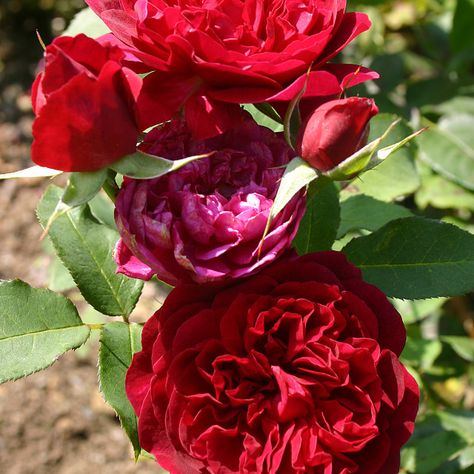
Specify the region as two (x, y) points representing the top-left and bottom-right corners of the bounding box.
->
(31, 34), (144, 172)
(126, 251), (419, 474)
(87, 0), (378, 137)
(114, 115), (304, 285)
(297, 97), (379, 172)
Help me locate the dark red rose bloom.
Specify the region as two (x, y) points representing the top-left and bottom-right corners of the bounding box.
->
(126, 252), (419, 474)
(87, 0), (378, 138)
(114, 115), (305, 285)
(31, 34), (144, 172)
(297, 97), (379, 172)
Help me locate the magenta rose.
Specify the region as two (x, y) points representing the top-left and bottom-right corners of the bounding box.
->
(297, 97), (379, 172)
(31, 34), (146, 172)
(114, 116), (304, 285)
(126, 251), (419, 474)
(87, 0), (378, 137)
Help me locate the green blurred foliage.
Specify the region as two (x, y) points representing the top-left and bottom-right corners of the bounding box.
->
(341, 1), (474, 472)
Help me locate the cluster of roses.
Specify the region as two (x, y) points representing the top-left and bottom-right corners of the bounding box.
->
(31, 1), (419, 473)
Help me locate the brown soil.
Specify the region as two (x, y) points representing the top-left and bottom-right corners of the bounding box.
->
(0, 352), (159, 474)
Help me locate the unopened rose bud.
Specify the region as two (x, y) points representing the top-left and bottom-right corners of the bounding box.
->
(297, 97), (379, 172)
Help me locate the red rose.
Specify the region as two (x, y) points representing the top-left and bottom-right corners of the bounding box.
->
(126, 252), (419, 474)
(31, 34), (143, 172)
(87, 0), (378, 138)
(297, 97), (379, 172)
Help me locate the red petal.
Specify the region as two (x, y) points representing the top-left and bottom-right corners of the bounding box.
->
(32, 62), (138, 171)
(184, 94), (245, 139)
(31, 72), (45, 114)
(86, 0), (138, 45)
(318, 12), (372, 65)
(137, 71), (201, 130)
(345, 280), (406, 356)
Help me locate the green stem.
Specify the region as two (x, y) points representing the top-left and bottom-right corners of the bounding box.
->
(103, 171), (119, 203)
(87, 323), (104, 330)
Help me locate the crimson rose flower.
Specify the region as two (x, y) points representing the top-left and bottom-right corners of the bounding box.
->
(87, 0), (378, 137)
(126, 252), (419, 474)
(31, 34), (143, 172)
(297, 97), (379, 172)
(114, 116), (304, 285)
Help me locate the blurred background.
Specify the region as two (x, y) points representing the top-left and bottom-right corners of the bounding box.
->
(0, 0), (474, 473)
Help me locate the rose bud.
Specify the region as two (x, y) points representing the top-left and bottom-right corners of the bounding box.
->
(297, 97), (379, 172)
(126, 251), (420, 474)
(31, 34), (143, 172)
(114, 116), (305, 285)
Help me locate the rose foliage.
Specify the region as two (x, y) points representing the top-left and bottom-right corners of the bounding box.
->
(126, 252), (419, 474)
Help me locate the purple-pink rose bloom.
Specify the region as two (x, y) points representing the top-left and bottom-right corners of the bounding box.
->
(114, 116), (305, 285)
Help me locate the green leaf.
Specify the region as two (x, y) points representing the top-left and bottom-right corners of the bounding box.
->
(0, 280), (90, 383)
(459, 446), (474, 470)
(442, 216), (474, 234)
(442, 336), (474, 362)
(37, 186), (143, 316)
(418, 114), (474, 191)
(293, 178), (340, 254)
(63, 7), (110, 38)
(407, 77), (458, 110)
(48, 256), (76, 293)
(40, 170), (108, 239)
(0, 165), (61, 180)
(253, 102), (283, 123)
(451, 0), (474, 53)
(402, 337), (442, 371)
(416, 174), (474, 211)
(260, 157), (316, 247)
(343, 217), (474, 299)
(392, 297), (446, 325)
(342, 114), (420, 201)
(324, 133), (388, 182)
(423, 96), (474, 116)
(368, 52), (404, 91)
(402, 430), (466, 474)
(99, 322), (143, 458)
(283, 73), (309, 147)
(270, 157), (317, 222)
(338, 194), (413, 239)
(62, 169), (108, 208)
(111, 150), (210, 179)
(242, 104), (283, 132)
(89, 193), (116, 229)
(437, 410), (474, 444)
(325, 120), (424, 182)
